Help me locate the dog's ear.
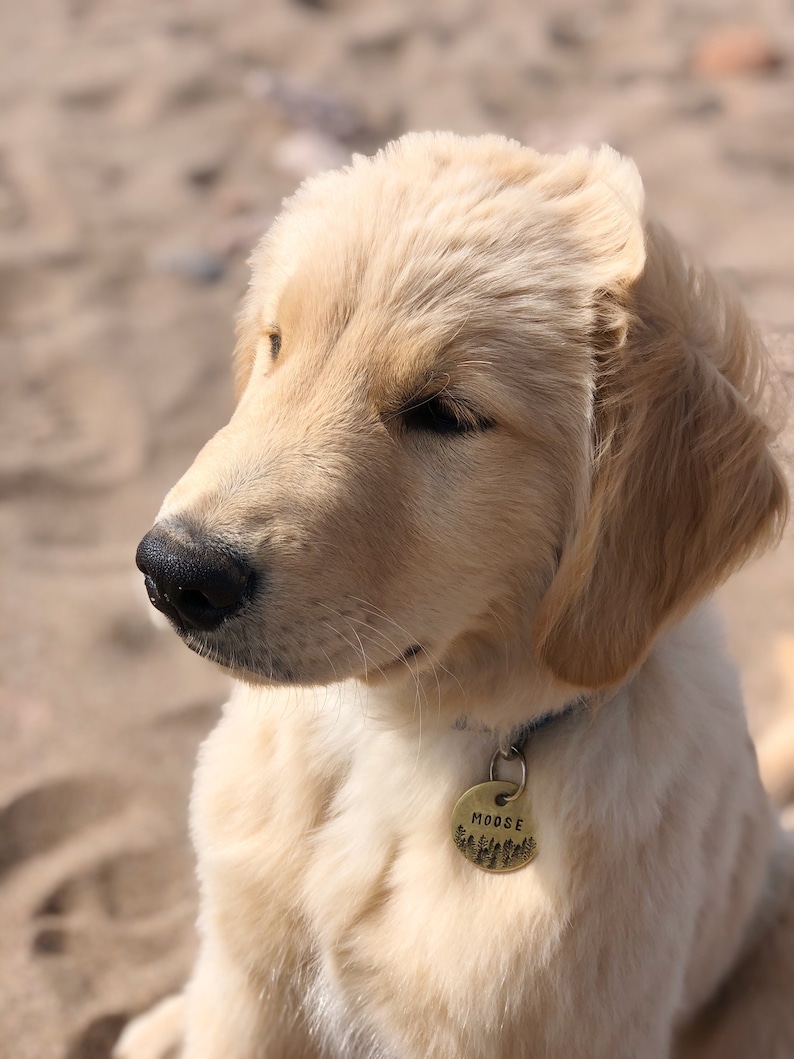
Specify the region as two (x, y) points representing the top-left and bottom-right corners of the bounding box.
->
(533, 206), (788, 689)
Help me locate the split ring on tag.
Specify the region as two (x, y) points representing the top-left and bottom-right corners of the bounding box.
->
(451, 744), (538, 873)
(489, 744), (527, 803)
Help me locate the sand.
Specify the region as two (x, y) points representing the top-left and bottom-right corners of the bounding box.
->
(1, 2), (794, 1056)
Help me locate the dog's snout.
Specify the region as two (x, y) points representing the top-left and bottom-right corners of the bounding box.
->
(136, 525), (254, 632)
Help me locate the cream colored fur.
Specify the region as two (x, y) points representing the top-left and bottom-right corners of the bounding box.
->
(116, 133), (794, 1059)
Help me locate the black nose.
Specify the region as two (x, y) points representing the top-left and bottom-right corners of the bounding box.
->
(136, 525), (254, 632)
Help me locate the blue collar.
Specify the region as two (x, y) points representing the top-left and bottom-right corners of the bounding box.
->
(453, 696), (588, 749)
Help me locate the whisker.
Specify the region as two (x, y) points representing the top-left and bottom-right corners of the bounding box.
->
(485, 603), (514, 682)
(347, 595), (467, 707)
(342, 599), (446, 730)
(320, 603), (431, 735)
(317, 617), (396, 705)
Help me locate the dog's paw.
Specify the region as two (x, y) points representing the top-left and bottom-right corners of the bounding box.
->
(113, 993), (185, 1059)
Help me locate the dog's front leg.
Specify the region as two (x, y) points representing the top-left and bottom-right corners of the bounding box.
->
(180, 932), (319, 1059)
(116, 933), (319, 1059)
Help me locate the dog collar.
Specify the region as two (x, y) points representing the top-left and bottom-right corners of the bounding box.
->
(452, 695), (587, 751)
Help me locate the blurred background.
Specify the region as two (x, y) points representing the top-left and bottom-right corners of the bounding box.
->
(1, 1), (794, 1056)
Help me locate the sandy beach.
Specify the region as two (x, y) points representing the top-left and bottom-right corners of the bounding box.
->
(1, 2), (794, 1056)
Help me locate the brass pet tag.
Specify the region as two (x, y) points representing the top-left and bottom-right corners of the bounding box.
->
(451, 746), (538, 873)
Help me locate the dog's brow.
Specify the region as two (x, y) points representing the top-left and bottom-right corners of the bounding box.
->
(393, 371), (453, 407)
(256, 320), (281, 343)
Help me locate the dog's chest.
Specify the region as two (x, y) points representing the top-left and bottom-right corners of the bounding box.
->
(194, 694), (572, 1056)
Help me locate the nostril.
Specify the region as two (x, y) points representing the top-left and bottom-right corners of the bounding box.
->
(168, 580), (255, 632)
(183, 566), (250, 610)
(176, 588), (212, 610)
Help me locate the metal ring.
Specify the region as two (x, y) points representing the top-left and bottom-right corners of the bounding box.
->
(489, 744), (527, 803)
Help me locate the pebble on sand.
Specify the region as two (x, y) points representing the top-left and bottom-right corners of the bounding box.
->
(691, 25), (782, 78)
(148, 247), (225, 284)
(271, 130), (350, 180)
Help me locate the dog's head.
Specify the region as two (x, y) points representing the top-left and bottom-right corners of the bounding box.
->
(137, 133), (787, 703)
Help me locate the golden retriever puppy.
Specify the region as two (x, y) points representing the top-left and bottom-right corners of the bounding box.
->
(120, 133), (793, 1059)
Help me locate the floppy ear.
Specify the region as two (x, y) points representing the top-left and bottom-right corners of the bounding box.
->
(533, 216), (788, 689)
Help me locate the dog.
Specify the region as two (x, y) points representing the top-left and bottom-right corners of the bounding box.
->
(119, 133), (794, 1059)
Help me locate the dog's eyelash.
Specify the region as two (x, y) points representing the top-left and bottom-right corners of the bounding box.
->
(401, 394), (492, 436)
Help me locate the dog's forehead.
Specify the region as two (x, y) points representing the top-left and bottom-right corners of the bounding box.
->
(253, 165), (585, 372)
(237, 135), (646, 408)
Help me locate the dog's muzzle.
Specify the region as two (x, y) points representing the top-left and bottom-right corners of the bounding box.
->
(136, 523), (255, 633)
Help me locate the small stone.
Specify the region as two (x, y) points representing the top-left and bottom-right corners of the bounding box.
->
(348, 10), (410, 53)
(548, 11), (600, 49)
(185, 161), (223, 189)
(209, 214), (273, 257)
(33, 927), (67, 955)
(149, 247), (225, 284)
(691, 25), (782, 78)
(245, 69), (368, 141)
(271, 131), (349, 180)
(213, 185), (257, 217)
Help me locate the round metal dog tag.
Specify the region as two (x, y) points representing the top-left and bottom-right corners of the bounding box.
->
(451, 781), (538, 873)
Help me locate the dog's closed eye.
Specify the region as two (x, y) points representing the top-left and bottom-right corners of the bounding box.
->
(401, 393), (493, 435)
(383, 377), (496, 437)
(268, 331), (282, 361)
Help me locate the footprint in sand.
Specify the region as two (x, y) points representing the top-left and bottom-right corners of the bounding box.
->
(35, 844), (192, 925)
(0, 776), (123, 880)
(37, 835), (195, 1058)
(0, 776), (195, 1057)
(66, 1013), (131, 1059)
(0, 355), (146, 495)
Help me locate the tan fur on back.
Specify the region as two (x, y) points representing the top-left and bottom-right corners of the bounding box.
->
(116, 134), (794, 1059)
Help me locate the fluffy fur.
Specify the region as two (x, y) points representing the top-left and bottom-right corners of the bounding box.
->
(117, 133), (793, 1059)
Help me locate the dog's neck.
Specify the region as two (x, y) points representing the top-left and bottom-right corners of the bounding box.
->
(363, 630), (589, 736)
